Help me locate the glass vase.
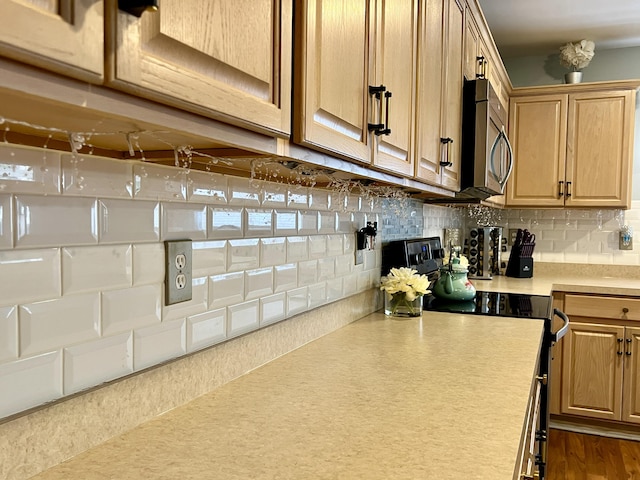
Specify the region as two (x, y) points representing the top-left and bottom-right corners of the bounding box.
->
(384, 292), (423, 317)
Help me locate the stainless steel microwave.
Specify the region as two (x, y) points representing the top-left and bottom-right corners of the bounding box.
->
(457, 78), (514, 200)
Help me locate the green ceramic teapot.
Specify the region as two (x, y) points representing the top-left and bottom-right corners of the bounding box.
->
(432, 258), (476, 301)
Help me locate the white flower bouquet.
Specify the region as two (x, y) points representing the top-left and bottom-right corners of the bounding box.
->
(380, 267), (430, 316)
(559, 40), (595, 71)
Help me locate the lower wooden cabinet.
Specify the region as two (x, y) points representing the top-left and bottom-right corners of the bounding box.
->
(558, 294), (640, 425)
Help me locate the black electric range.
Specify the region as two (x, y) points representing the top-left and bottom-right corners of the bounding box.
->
(424, 290), (552, 319)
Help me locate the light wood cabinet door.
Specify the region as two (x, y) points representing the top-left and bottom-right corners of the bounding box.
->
(561, 322), (624, 421)
(623, 327), (640, 424)
(294, 0), (372, 163)
(565, 90), (634, 208)
(0, 0), (103, 81)
(439, 0), (464, 191)
(507, 95), (568, 207)
(414, 0), (445, 185)
(109, 0), (292, 136)
(370, 0), (418, 176)
(462, 10), (479, 81)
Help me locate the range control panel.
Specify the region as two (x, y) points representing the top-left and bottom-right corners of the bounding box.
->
(381, 237), (445, 277)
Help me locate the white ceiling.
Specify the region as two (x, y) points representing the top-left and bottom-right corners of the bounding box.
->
(478, 0), (640, 58)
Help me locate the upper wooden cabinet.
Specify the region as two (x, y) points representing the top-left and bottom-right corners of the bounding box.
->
(0, 0), (104, 82)
(414, 0), (464, 191)
(507, 82), (638, 209)
(294, 0), (417, 177)
(108, 0), (292, 137)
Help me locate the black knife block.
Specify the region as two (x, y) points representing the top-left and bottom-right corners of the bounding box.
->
(506, 257), (533, 278)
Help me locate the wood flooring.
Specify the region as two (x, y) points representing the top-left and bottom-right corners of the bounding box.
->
(547, 429), (640, 480)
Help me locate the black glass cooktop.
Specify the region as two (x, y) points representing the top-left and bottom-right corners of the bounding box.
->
(424, 291), (552, 319)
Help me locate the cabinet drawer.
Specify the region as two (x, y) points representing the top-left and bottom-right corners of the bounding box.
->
(564, 294), (640, 321)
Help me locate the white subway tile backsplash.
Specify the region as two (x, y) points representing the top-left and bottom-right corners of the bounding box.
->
(0, 194), (12, 249)
(228, 177), (260, 206)
(326, 234), (343, 255)
(134, 319), (186, 371)
(161, 202), (207, 240)
(99, 199), (160, 244)
(343, 233), (354, 253)
(210, 207), (244, 239)
(16, 195), (98, 247)
(298, 260), (318, 286)
(274, 210), (297, 236)
(187, 170), (227, 204)
(286, 236), (308, 262)
(0, 306), (18, 362)
(228, 300), (260, 338)
(19, 293), (100, 357)
(102, 284), (162, 335)
(335, 254), (352, 276)
(286, 287), (308, 317)
(345, 195), (361, 212)
(308, 235), (327, 258)
(0, 146), (400, 419)
(298, 211), (318, 234)
(288, 189), (309, 208)
(163, 276), (208, 321)
(187, 308), (226, 352)
(0, 248), (60, 306)
(317, 257), (335, 281)
(259, 237), (286, 267)
(133, 163), (186, 201)
(64, 332), (133, 395)
(62, 155), (133, 198)
(0, 144), (61, 195)
(327, 277), (344, 302)
(274, 263), (297, 293)
(336, 212), (352, 233)
(363, 250), (377, 271)
(209, 272), (244, 309)
(245, 267), (273, 300)
(228, 238), (259, 271)
(260, 182), (287, 208)
(309, 282), (327, 309)
(62, 245), (132, 295)
(192, 240), (227, 276)
(318, 211), (336, 234)
(132, 243), (165, 286)
(245, 209), (273, 237)
(260, 292), (286, 327)
(0, 350), (62, 418)
(309, 189), (331, 211)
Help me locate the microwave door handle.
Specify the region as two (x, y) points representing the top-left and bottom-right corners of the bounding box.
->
(489, 129), (507, 188)
(497, 127), (514, 193)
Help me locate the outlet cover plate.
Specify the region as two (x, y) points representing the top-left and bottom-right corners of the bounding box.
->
(165, 240), (192, 305)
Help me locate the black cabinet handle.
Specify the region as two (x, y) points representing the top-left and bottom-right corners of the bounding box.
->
(367, 85), (392, 136)
(376, 91), (392, 136)
(626, 338), (632, 356)
(566, 181), (572, 198)
(440, 137), (453, 167)
(558, 181), (564, 198)
(618, 338), (624, 356)
(368, 85), (386, 134)
(476, 56), (486, 79)
(118, 0), (158, 17)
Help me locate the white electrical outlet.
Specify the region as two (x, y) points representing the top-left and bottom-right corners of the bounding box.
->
(165, 240), (192, 305)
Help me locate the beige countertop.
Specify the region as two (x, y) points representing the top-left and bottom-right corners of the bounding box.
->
(28, 269), (640, 480)
(471, 270), (640, 297)
(30, 311), (544, 480)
